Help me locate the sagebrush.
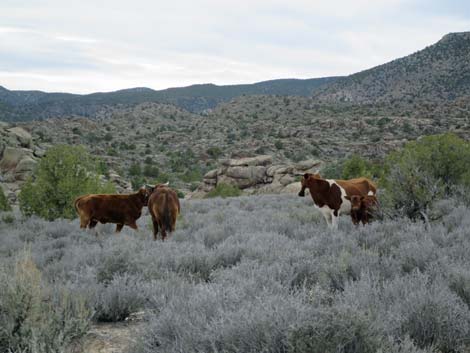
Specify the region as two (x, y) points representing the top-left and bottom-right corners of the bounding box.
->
(1, 194), (470, 352)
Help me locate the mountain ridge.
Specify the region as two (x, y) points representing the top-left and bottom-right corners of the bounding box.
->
(313, 31), (470, 104)
(0, 77), (339, 121)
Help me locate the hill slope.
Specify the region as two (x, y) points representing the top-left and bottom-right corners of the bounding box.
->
(313, 32), (470, 105)
(0, 77), (338, 121)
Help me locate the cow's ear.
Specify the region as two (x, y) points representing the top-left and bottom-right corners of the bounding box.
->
(303, 173), (310, 180)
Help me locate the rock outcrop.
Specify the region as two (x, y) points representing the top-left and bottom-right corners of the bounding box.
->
(198, 155), (321, 195)
(0, 123), (133, 205)
(108, 171), (133, 193)
(0, 125), (39, 203)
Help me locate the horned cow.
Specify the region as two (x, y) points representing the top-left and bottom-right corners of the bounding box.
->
(74, 186), (153, 233)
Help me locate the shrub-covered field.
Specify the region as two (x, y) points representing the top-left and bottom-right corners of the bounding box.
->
(1, 194), (470, 352)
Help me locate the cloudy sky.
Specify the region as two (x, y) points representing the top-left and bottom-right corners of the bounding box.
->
(1, 0), (469, 93)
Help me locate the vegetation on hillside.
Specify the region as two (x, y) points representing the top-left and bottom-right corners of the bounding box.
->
(382, 133), (470, 219)
(0, 185), (11, 212)
(0, 77), (337, 121)
(205, 183), (243, 198)
(19, 145), (115, 220)
(315, 32), (470, 105)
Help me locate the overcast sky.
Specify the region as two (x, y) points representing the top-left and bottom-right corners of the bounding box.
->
(1, 0), (469, 93)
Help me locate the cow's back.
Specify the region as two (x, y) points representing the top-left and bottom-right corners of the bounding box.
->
(148, 187), (180, 230)
(336, 177), (376, 196)
(76, 194), (138, 223)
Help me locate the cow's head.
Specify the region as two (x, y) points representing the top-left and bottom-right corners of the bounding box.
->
(139, 186), (153, 206)
(154, 181), (170, 189)
(345, 195), (363, 211)
(298, 173), (311, 197)
(362, 195), (378, 209)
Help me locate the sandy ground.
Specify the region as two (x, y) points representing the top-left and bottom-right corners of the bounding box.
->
(78, 312), (145, 353)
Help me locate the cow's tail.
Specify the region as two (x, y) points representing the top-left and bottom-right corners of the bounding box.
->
(74, 196), (83, 214)
(162, 194), (172, 233)
(74, 195), (88, 218)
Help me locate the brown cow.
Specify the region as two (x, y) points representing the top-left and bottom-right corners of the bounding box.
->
(298, 173), (376, 229)
(148, 184), (181, 241)
(74, 186), (153, 233)
(345, 195), (379, 225)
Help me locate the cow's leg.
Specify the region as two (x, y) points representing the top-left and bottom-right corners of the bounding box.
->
(128, 222), (138, 230)
(320, 208), (332, 228)
(116, 224), (124, 233)
(331, 210), (339, 230)
(79, 216), (90, 229)
(152, 219), (159, 241)
(88, 220), (99, 237)
(160, 221), (167, 241)
(362, 213), (369, 225)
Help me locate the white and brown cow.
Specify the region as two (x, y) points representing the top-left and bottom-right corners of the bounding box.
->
(298, 173), (376, 229)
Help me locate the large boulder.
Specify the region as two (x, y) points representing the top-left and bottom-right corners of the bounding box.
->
(7, 127), (32, 148)
(294, 159), (322, 171)
(221, 155), (272, 167)
(217, 175), (258, 189)
(203, 169), (220, 179)
(108, 171), (133, 192)
(282, 182), (309, 195)
(15, 157), (38, 181)
(196, 155), (323, 197)
(225, 166), (267, 181)
(0, 147), (32, 171)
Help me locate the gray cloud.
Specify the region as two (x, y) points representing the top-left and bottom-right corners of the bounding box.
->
(1, 0), (469, 93)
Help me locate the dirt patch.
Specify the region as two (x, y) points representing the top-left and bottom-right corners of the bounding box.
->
(78, 312), (145, 353)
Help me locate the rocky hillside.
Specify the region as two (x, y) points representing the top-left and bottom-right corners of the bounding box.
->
(2, 32), (470, 195)
(314, 32), (470, 105)
(0, 124), (39, 203)
(0, 121), (132, 205)
(0, 77), (337, 121)
(15, 91), (470, 196)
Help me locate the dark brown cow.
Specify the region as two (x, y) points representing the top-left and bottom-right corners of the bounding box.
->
(346, 195), (379, 225)
(74, 187), (153, 233)
(298, 173), (376, 229)
(148, 184), (180, 241)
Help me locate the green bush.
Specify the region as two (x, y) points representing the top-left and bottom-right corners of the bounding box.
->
(131, 176), (145, 191)
(206, 146), (222, 159)
(341, 155), (376, 179)
(0, 185), (11, 211)
(104, 132), (113, 141)
(322, 155), (377, 180)
(382, 133), (470, 219)
(129, 162), (142, 176)
(19, 145), (115, 220)
(180, 168), (203, 183)
(274, 140), (284, 150)
(2, 213), (15, 224)
(206, 183), (242, 198)
(143, 165), (159, 178)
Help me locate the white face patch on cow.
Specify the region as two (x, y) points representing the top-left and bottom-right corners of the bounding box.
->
(368, 190), (374, 196)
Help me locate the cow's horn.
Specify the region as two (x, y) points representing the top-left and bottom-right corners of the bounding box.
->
(163, 181), (169, 186)
(145, 184), (153, 189)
